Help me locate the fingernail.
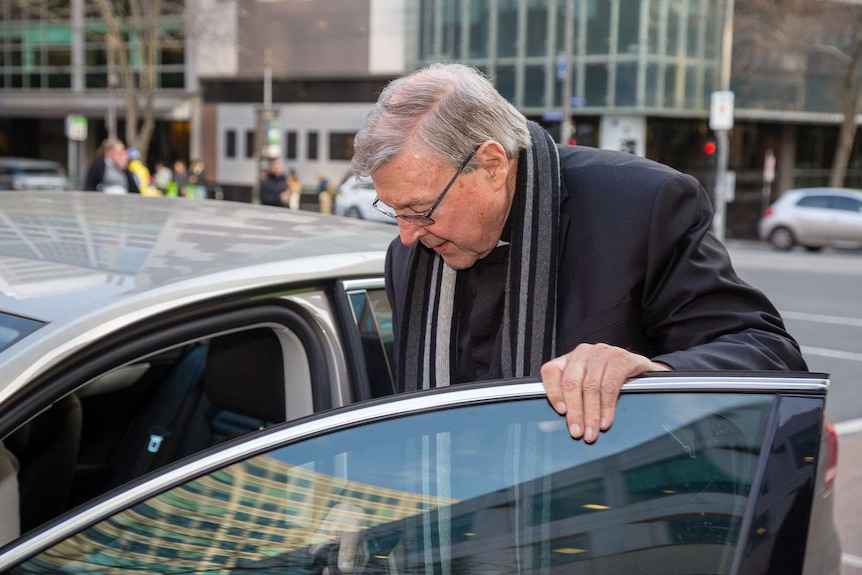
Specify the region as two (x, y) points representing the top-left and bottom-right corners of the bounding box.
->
(600, 417), (609, 430)
(585, 427), (596, 442)
(555, 402), (566, 414)
(339, 561), (353, 571)
(569, 423), (582, 438)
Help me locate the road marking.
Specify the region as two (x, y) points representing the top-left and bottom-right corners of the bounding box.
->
(834, 418), (862, 436)
(843, 553), (862, 568)
(802, 346), (862, 363)
(781, 311), (862, 328)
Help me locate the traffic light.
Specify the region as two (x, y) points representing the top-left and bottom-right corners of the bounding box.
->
(703, 137), (717, 169)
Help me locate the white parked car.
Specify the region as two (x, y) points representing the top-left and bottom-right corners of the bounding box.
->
(759, 187), (862, 251)
(334, 175), (396, 224)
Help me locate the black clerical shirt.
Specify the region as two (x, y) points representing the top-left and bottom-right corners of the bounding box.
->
(454, 241), (510, 383)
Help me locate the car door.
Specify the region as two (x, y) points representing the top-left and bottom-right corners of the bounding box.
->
(793, 194), (834, 245)
(0, 374), (839, 575)
(828, 195), (862, 246)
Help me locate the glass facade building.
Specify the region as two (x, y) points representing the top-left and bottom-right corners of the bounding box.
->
(408, 0), (722, 117)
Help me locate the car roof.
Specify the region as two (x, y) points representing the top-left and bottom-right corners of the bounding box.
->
(785, 186), (862, 197)
(0, 192), (397, 387)
(0, 192), (397, 324)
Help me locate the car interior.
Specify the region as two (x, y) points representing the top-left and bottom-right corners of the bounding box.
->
(4, 326), (301, 536)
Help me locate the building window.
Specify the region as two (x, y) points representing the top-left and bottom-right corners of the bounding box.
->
(284, 131), (297, 161)
(245, 130), (255, 159)
(329, 133), (355, 161)
(225, 130), (236, 159)
(307, 131), (319, 161)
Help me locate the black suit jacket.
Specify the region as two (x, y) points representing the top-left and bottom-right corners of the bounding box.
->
(385, 145), (807, 378)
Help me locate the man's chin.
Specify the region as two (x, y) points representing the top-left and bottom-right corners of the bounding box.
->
(441, 253), (479, 270)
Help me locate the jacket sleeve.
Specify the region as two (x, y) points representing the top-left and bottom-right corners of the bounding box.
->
(642, 173), (807, 371)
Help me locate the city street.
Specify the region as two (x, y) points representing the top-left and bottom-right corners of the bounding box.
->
(726, 240), (862, 574)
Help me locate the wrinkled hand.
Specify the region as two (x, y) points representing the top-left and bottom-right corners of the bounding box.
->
(540, 343), (670, 442)
(309, 503), (368, 574)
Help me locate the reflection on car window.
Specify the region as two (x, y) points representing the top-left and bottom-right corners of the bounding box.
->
(0, 313), (43, 352)
(347, 287), (395, 397)
(12, 393), (775, 574)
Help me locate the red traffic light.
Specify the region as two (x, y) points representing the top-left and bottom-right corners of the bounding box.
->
(703, 140), (717, 155)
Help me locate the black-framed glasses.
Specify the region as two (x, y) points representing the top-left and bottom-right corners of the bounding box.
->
(372, 147), (477, 227)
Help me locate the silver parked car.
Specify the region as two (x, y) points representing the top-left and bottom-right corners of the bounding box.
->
(0, 157), (70, 191)
(759, 187), (862, 251)
(0, 192), (841, 574)
(334, 175), (396, 224)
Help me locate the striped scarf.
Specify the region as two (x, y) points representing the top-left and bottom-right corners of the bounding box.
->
(396, 122), (561, 391)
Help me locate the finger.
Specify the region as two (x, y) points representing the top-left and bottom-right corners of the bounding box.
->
(581, 347), (609, 443)
(559, 353), (587, 439)
(540, 357), (568, 415)
(599, 360), (629, 432)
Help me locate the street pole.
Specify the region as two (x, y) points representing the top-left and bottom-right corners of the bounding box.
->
(252, 48), (274, 204)
(712, 0), (735, 243)
(106, 34), (117, 140)
(559, 0), (575, 145)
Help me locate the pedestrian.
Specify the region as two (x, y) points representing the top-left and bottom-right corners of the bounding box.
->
(127, 149), (158, 196)
(168, 159), (188, 197)
(352, 62), (807, 442)
(259, 158), (290, 207)
(286, 168), (302, 210)
(316, 172), (333, 214)
(84, 138), (140, 194)
(188, 159), (208, 199)
(152, 161), (173, 195)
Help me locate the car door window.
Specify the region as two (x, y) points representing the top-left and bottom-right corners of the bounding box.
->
(796, 195), (830, 209)
(832, 196), (862, 212)
(343, 280), (395, 398)
(9, 392), (779, 574)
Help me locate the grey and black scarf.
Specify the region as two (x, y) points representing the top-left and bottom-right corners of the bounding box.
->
(396, 121), (561, 391)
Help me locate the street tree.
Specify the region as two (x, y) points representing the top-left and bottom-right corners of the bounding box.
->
(95, 0), (165, 157)
(735, 0), (862, 187)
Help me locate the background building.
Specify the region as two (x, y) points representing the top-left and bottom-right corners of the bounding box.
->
(1, 0), (858, 238)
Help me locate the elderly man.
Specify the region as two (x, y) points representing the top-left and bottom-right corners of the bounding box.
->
(351, 62), (806, 444)
(84, 138), (140, 194)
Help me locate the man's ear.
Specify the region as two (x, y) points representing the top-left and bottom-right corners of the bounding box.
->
(476, 141), (509, 187)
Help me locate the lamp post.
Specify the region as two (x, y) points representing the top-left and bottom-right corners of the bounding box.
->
(712, 0), (735, 243)
(559, 0), (575, 145)
(106, 33), (117, 140)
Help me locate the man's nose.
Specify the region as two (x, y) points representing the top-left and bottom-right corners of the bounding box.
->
(398, 220), (426, 246)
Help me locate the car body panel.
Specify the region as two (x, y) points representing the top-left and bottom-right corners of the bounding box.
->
(759, 187), (862, 250)
(0, 375), (839, 574)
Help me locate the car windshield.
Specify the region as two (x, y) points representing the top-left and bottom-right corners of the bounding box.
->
(12, 392), (776, 574)
(0, 313), (44, 353)
(16, 167), (62, 177)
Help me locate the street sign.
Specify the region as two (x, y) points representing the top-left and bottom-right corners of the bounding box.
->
(719, 170), (736, 203)
(65, 115), (88, 141)
(763, 149), (776, 184)
(709, 91), (734, 131)
(556, 52), (568, 81)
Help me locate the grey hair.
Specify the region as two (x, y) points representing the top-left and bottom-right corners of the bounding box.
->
(352, 63), (531, 176)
